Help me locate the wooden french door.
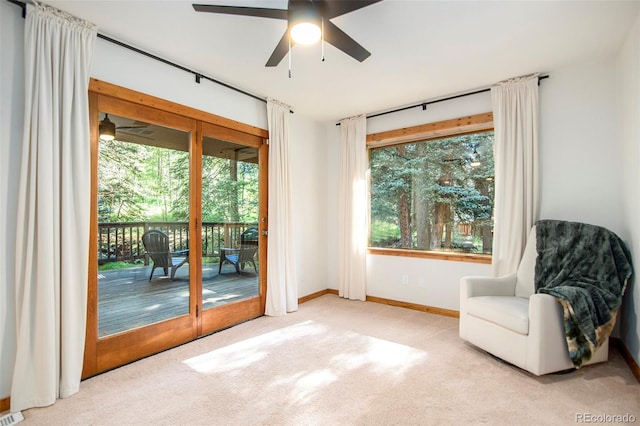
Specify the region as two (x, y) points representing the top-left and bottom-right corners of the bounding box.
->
(197, 122), (267, 336)
(83, 80), (268, 378)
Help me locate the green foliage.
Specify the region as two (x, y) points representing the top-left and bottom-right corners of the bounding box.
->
(370, 131), (495, 253)
(370, 220), (400, 247)
(200, 157), (259, 222)
(98, 261), (139, 271)
(98, 139), (259, 224)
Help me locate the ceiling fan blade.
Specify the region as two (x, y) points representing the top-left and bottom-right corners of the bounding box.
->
(265, 30), (290, 67)
(322, 0), (382, 19)
(192, 4), (287, 20)
(323, 21), (371, 62)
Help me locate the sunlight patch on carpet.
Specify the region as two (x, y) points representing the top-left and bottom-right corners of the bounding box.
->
(331, 335), (428, 379)
(183, 321), (326, 374)
(183, 319), (428, 404)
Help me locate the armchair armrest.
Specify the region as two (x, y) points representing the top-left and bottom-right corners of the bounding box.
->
(460, 272), (517, 299)
(459, 272), (517, 340)
(527, 293), (569, 375)
(528, 293), (564, 340)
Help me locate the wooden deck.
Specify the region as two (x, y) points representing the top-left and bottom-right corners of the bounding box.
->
(98, 262), (259, 337)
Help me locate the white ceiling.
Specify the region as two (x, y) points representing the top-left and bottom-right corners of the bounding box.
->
(47, 0), (639, 122)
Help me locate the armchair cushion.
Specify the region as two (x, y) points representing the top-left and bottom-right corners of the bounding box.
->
(466, 296), (529, 335)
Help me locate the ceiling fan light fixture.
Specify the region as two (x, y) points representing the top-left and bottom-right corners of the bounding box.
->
(99, 113), (116, 141)
(289, 0), (321, 45)
(290, 21), (321, 45)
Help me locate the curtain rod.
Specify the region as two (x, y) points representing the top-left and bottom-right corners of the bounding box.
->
(336, 75), (549, 126)
(96, 33), (269, 105)
(5, 0), (295, 113)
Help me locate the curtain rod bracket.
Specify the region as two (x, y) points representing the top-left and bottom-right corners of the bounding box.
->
(195, 74), (201, 84)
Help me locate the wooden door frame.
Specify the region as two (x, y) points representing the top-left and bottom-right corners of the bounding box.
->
(83, 80), (268, 378)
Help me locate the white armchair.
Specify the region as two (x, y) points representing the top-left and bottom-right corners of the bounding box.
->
(459, 226), (609, 375)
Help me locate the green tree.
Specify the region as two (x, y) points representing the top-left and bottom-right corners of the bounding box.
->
(370, 131), (494, 253)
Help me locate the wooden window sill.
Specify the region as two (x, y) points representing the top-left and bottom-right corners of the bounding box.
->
(367, 247), (492, 264)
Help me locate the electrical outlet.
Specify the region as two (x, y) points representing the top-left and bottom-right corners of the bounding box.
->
(418, 278), (427, 289)
(401, 274), (409, 286)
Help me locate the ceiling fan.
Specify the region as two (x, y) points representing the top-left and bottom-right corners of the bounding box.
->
(192, 0), (382, 67)
(99, 114), (150, 141)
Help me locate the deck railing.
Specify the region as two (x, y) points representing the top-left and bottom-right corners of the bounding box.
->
(98, 221), (257, 264)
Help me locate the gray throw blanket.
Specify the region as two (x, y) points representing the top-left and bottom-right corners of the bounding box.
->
(534, 220), (633, 368)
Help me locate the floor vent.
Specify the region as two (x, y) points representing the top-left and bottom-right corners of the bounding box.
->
(0, 412), (24, 426)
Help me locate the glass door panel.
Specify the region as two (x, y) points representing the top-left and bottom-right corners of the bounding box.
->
(97, 112), (190, 337)
(201, 136), (260, 313)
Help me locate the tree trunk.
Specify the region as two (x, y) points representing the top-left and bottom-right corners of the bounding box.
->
(396, 146), (412, 248)
(415, 189), (430, 250)
(475, 178), (493, 253)
(398, 187), (411, 248)
(444, 204), (452, 248)
(229, 159), (240, 222)
(431, 202), (447, 250)
(414, 145), (430, 250)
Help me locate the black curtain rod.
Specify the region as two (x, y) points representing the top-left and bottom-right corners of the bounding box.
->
(336, 75), (549, 125)
(96, 34), (268, 105)
(6, 0), (295, 112)
(6, 0), (26, 16)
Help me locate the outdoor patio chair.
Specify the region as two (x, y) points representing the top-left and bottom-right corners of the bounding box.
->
(142, 230), (188, 281)
(218, 246), (258, 275)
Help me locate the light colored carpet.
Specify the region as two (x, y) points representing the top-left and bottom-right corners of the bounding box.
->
(20, 294), (640, 425)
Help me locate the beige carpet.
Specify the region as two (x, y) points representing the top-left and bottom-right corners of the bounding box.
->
(20, 294), (640, 425)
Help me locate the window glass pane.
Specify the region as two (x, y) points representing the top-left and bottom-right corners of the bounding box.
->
(201, 137), (259, 311)
(97, 112), (190, 337)
(370, 131), (494, 254)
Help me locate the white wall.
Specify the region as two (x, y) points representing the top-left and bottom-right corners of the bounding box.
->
(0, 0), (25, 402)
(289, 114), (330, 297)
(618, 11), (640, 365)
(538, 58), (624, 234)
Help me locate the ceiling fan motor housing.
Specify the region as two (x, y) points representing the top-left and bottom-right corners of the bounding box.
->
(288, 0), (322, 28)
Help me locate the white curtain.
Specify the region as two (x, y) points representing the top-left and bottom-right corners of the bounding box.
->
(337, 115), (368, 301)
(11, 3), (96, 412)
(490, 74), (539, 276)
(265, 98), (298, 316)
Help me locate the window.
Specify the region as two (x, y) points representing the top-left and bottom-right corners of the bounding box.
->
(368, 113), (494, 259)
